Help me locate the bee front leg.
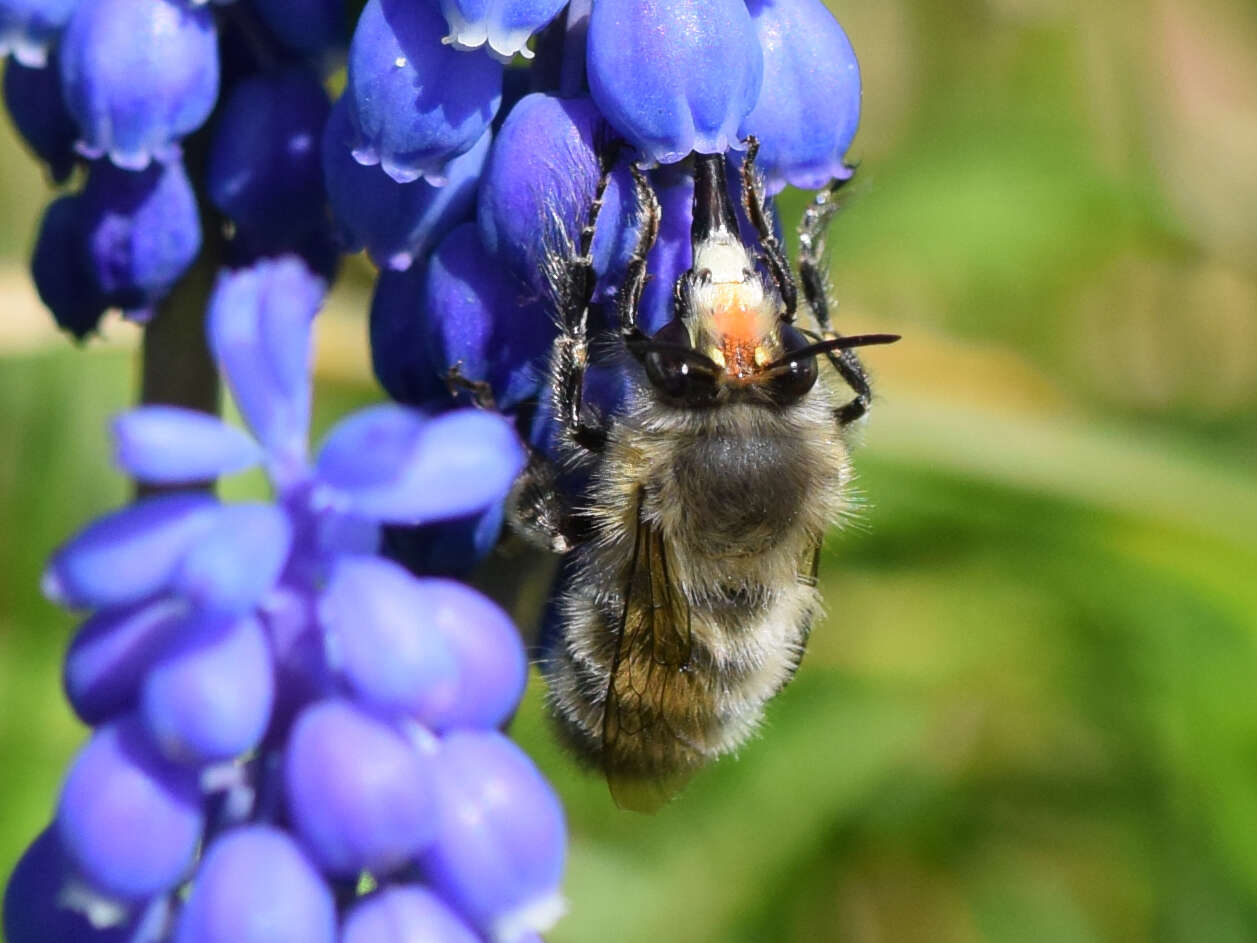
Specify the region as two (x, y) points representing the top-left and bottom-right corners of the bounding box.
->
(617, 165), (661, 340)
(739, 136), (799, 319)
(797, 177), (877, 426)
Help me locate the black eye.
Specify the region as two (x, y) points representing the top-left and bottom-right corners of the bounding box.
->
(643, 318), (720, 406)
(768, 323), (819, 404)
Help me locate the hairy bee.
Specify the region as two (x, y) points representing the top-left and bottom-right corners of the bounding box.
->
(509, 142), (897, 810)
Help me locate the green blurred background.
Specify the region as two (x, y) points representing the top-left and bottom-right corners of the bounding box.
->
(3, 0), (1257, 939)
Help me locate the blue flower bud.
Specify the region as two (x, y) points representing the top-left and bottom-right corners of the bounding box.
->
(342, 885), (481, 943)
(477, 93), (632, 301)
(207, 68), (331, 247)
(112, 406), (262, 484)
(252, 0), (345, 57)
(80, 158), (202, 321)
(425, 222), (555, 410)
(208, 257), (324, 476)
(369, 264), (449, 406)
(436, 0), (568, 61)
(421, 731), (565, 941)
(174, 826), (336, 943)
(0, 0), (79, 67)
(43, 493), (219, 610)
(587, 0), (762, 165)
(314, 406), (524, 524)
(31, 194), (107, 339)
(170, 503), (292, 613)
(59, 0), (219, 169)
(740, 0), (859, 193)
(141, 612), (274, 764)
(284, 698), (437, 877)
(2, 52), (78, 182)
(319, 556), (460, 720)
(3, 827), (137, 943)
(63, 597), (186, 725)
(346, 0), (502, 184)
(323, 97), (490, 271)
(56, 716), (203, 900)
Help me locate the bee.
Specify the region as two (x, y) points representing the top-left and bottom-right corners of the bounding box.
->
(508, 140), (898, 810)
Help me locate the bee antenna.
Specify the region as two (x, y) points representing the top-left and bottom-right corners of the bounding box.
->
(763, 333), (900, 371)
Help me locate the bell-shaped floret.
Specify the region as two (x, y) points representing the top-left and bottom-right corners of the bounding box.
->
(63, 597), (186, 725)
(30, 194), (107, 339)
(346, 0), (502, 184)
(208, 257), (324, 480)
(79, 158), (202, 321)
(342, 885), (481, 943)
(740, 0), (859, 193)
(324, 98), (490, 271)
(587, 0), (762, 166)
(436, 0), (567, 61)
(43, 493), (219, 609)
(284, 699), (437, 877)
(141, 612), (275, 764)
(3, 52), (78, 182)
(369, 264), (448, 406)
(425, 223), (555, 410)
(170, 503), (292, 613)
(0, 0), (80, 67)
(56, 717), (203, 900)
(3, 827), (138, 943)
(59, 0), (219, 169)
(314, 406), (524, 524)
(319, 556), (460, 720)
(421, 731), (566, 942)
(113, 406), (262, 484)
(477, 93), (631, 300)
(207, 68), (330, 248)
(252, 0), (344, 56)
(174, 826), (336, 943)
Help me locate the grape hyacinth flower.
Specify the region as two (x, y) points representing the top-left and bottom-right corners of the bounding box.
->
(3, 0), (867, 935)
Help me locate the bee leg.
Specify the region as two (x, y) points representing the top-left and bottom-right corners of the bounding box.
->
(506, 447), (578, 553)
(739, 136), (799, 319)
(797, 177), (876, 425)
(549, 147), (619, 454)
(617, 164), (661, 339)
(443, 360), (497, 410)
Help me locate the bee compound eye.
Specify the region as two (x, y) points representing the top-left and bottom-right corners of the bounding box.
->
(644, 318), (719, 405)
(769, 323), (819, 404)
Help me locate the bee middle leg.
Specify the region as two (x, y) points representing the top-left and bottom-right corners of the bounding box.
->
(796, 177), (877, 426)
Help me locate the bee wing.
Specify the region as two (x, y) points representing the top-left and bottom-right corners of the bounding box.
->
(602, 496), (701, 812)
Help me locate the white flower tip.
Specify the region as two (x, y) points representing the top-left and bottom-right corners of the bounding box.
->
(491, 891), (567, 943)
(40, 567), (66, 605)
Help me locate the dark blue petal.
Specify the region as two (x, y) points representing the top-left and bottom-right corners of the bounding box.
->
(639, 166), (695, 335)
(346, 0), (502, 184)
(43, 493), (220, 610)
(2, 51), (79, 182)
(260, 584), (333, 742)
(477, 93), (632, 301)
(63, 597), (187, 726)
(174, 826), (336, 943)
(342, 885), (480, 943)
(741, 0), (859, 193)
(436, 0), (568, 60)
(79, 158), (202, 320)
(207, 257), (325, 476)
(142, 612), (275, 764)
(59, 0), (219, 169)
(30, 194), (107, 339)
(587, 0), (762, 165)
(284, 699), (437, 877)
(207, 68), (331, 246)
(425, 222), (556, 410)
(3, 828), (137, 943)
(323, 97), (489, 271)
(381, 499), (504, 577)
(369, 264), (449, 406)
(171, 502), (292, 613)
(0, 0), (80, 67)
(314, 406), (524, 524)
(56, 716), (203, 900)
(318, 556), (460, 721)
(421, 731), (565, 940)
(253, 0), (345, 56)
(112, 406), (262, 484)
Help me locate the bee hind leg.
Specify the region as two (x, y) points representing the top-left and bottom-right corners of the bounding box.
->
(797, 177), (876, 426)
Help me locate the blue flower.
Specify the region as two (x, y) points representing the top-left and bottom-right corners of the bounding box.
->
(0, 0), (79, 67)
(436, 0), (569, 61)
(2, 52), (78, 182)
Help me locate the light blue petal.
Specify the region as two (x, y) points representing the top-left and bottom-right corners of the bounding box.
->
(171, 503), (292, 613)
(113, 406), (261, 484)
